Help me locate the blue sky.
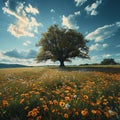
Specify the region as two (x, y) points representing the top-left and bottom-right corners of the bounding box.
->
(0, 0), (120, 66)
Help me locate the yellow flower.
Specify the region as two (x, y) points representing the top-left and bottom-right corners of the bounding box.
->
(64, 113), (69, 119)
(59, 101), (65, 107)
(24, 106), (29, 110)
(40, 97), (44, 101)
(91, 109), (97, 114)
(52, 109), (55, 113)
(65, 90), (69, 93)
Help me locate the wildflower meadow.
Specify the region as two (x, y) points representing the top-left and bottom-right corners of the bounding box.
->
(0, 67), (120, 120)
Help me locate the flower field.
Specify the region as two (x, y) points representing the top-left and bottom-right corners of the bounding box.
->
(0, 67), (120, 120)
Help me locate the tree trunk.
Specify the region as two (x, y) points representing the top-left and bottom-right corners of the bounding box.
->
(59, 60), (65, 67)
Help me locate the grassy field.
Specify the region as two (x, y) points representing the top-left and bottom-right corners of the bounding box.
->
(0, 66), (120, 120)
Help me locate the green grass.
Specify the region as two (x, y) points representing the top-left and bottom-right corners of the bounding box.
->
(0, 67), (120, 120)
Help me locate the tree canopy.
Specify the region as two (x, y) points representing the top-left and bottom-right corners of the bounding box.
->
(36, 25), (89, 67)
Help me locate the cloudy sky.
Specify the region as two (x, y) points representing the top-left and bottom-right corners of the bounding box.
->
(0, 0), (120, 66)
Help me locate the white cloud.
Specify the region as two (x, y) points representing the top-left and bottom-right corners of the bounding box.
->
(51, 17), (57, 24)
(85, 0), (102, 15)
(62, 13), (80, 29)
(0, 51), (35, 66)
(23, 40), (31, 46)
(102, 54), (111, 58)
(90, 55), (101, 63)
(3, 49), (37, 59)
(2, 0), (42, 38)
(86, 22), (120, 42)
(89, 43), (108, 51)
(116, 53), (120, 57)
(74, 0), (87, 6)
(116, 44), (120, 48)
(74, 11), (81, 15)
(7, 24), (35, 37)
(0, 51), (59, 66)
(25, 4), (39, 15)
(50, 9), (55, 13)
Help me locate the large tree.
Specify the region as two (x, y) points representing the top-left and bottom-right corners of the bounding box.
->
(36, 25), (89, 67)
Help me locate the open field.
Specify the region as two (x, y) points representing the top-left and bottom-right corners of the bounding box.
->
(0, 66), (120, 120)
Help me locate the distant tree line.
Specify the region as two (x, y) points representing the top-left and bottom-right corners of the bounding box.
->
(100, 58), (118, 65)
(79, 58), (119, 66)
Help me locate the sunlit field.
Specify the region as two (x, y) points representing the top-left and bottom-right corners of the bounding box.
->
(0, 67), (120, 120)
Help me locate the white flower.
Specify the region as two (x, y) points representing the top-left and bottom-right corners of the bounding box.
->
(74, 85), (77, 88)
(74, 95), (77, 98)
(65, 103), (70, 109)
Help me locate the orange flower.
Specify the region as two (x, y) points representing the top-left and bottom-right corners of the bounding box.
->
(64, 113), (69, 119)
(44, 106), (49, 111)
(58, 112), (61, 115)
(108, 96), (113, 99)
(65, 96), (70, 101)
(32, 108), (39, 117)
(90, 102), (95, 106)
(40, 97), (44, 101)
(49, 100), (53, 105)
(104, 111), (111, 118)
(60, 93), (65, 98)
(118, 97), (120, 103)
(20, 98), (24, 104)
(75, 111), (79, 116)
(37, 116), (42, 120)
(27, 108), (39, 117)
(53, 100), (58, 105)
(96, 99), (101, 105)
(34, 91), (40, 95)
(43, 105), (49, 111)
(83, 95), (88, 100)
(2, 100), (8, 107)
(81, 109), (88, 116)
(21, 93), (29, 97)
(66, 86), (72, 90)
(103, 99), (108, 105)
